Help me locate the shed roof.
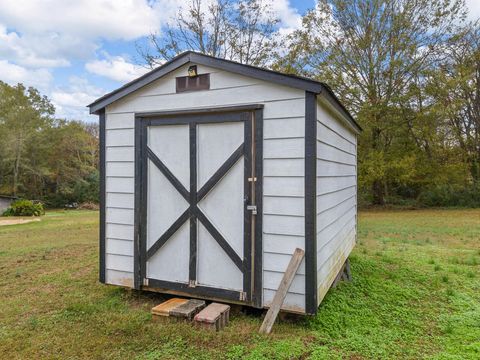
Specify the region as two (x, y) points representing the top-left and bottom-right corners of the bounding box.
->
(87, 51), (361, 133)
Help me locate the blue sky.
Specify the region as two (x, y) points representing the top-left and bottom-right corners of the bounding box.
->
(0, 0), (477, 123)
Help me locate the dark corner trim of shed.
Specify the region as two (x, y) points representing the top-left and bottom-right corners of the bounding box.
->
(99, 108), (106, 284)
(305, 91), (318, 315)
(87, 51), (361, 134)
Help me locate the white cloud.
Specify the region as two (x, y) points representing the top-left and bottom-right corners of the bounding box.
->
(271, 0), (302, 31)
(51, 77), (104, 121)
(0, 0), (170, 41)
(0, 0), (180, 66)
(465, 0), (480, 21)
(0, 60), (52, 90)
(86, 55), (150, 82)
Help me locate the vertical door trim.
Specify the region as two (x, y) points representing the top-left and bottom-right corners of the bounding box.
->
(305, 92), (318, 314)
(99, 109), (106, 284)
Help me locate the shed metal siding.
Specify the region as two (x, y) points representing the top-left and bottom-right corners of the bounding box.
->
(315, 99), (357, 305)
(103, 63), (307, 312)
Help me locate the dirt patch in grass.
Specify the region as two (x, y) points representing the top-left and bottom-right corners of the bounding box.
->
(0, 218), (41, 226)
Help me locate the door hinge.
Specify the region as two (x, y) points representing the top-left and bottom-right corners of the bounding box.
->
(247, 205), (257, 215)
(239, 291), (247, 301)
(143, 278), (149, 286)
(189, 280), (197, 288)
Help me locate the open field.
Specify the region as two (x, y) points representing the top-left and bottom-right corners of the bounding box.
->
(0, 209), (479, 359)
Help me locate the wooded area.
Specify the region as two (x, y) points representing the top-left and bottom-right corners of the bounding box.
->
(1, 0), (479, 207)
(0, 82), (99, 207)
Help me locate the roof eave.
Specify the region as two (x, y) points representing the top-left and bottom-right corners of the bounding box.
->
(86, 51), (361, 134)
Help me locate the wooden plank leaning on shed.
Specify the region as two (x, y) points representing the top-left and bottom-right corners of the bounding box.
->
(259, 248), (305, 334)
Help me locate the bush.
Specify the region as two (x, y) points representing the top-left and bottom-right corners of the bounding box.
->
(418, 184), (480, 207)
(2, 199), (44, 217)
(78, 202), (99, 210)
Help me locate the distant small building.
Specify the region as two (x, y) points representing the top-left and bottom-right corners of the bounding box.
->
(0, 195), (16, 214)
(88, 52), (362, 315)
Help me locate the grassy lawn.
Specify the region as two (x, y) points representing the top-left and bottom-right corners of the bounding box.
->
(0, 209), (479, 359)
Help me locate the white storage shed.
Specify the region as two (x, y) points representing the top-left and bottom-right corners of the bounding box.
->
(88, 52), (361, 315)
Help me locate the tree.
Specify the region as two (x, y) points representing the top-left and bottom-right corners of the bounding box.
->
(137, 0), (280, 67)
(0, 82), (54, 196)
(281, 0), (466, 204)
(427, 21), (480, 184)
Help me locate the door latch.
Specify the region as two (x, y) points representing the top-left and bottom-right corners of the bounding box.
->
(247, 205), (257, 215)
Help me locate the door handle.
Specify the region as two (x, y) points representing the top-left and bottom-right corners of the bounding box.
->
(247, 205), (257, 215)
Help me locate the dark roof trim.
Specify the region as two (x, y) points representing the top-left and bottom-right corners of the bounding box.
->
(87, 51), (361, 133)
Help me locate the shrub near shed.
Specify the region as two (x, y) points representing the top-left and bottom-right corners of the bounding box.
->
(2, 199), (44, 217)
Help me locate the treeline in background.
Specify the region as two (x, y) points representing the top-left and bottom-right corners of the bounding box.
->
(1, 0), (479, 208)
(0, 82), (99, 208)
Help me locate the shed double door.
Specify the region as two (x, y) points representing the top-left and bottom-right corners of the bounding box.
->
(137, 109), (261, 304)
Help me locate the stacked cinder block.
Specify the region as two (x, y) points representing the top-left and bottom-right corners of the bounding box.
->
(194, 303), (230, 331)
(151, 298), (205, 322)
(151, 298), (230, 331)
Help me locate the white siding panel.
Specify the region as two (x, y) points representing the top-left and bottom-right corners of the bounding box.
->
(264, 117), (304, 139)
(106, 129), (135, 147)
(317, 211), (356, 252)
(263, 289), (305, 313)
(264, 196), (304, 216)
(107, 83), (304, 114)
(316, 186), (356, 215)
(317, 230), (356, 303)
(106, 177), (134, 194)
(263, 214), (304, 237)
(106, 254), (133, 272)
(317, 142), (356, 165)
(317, 196), (356, 234)
(106, 223), (134, 240)
(105, 269), (134, 287)
(263, 272), (305, 294)
(263, 234), (304, 254)
(317, 122), (356, 155)
(317, 176), (356, 195)
(106, 208), (135, 225)
(317, 105), (357, 145)
(264, 159), (304, 177)
(263, 177), (304, 197)
(264, 138), (304, 159)
(211, 70), (261, 89)
(105, 113), (134, 129)
(316, 99), (357, 308)
(106, 162), (134, 177)
(317, 224), (356, 271)
(317, 160), (356, 176)
(106, 146), (135, 162)
(264, 253), (305, 275)
(106, 238), (134, 256)
(106, 193), (134, 209)
(263, 98), (305, 119)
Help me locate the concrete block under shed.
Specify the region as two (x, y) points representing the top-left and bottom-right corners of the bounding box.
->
(194, 303), (230, 331)
(151, 298), (188, 321)
(170, 299), (206, 321)
(151, 298), (206, 322)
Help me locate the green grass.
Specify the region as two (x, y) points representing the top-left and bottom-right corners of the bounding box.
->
(0, 209), (479, 359)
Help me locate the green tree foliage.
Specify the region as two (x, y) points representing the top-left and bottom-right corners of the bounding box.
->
(0, 82), (99, 207)
(277, 0), (479, 206)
